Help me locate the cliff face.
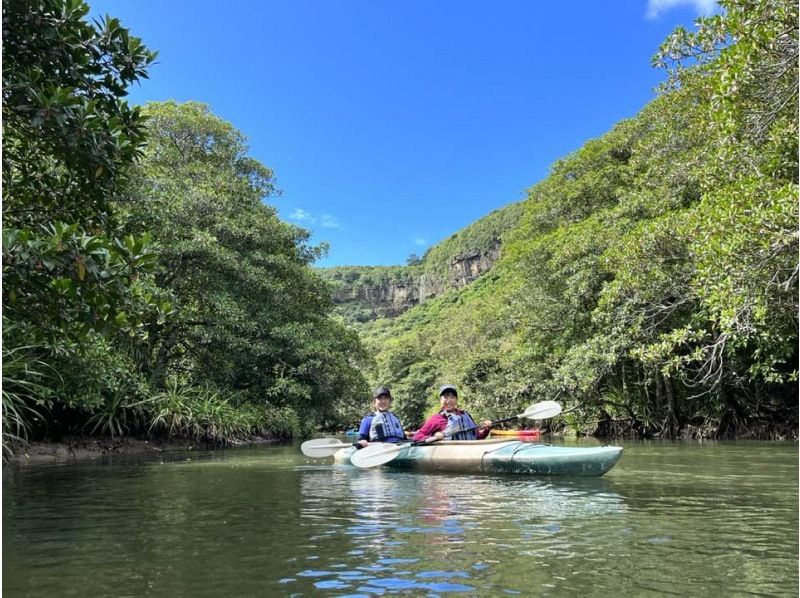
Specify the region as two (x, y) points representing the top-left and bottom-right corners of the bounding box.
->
(448, 245), (501, 287)
(330, 243), (501, 320)
(323, 201), (524, 323)
(332, 280), (422, 317)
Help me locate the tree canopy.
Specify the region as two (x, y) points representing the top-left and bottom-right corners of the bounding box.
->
(126, 101), (369, 424)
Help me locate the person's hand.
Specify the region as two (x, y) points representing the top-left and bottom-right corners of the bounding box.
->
(433, 431), (444, 441)
(357, 439), (369, 448)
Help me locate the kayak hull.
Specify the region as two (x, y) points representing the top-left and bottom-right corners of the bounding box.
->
(334, 440), (622, 477)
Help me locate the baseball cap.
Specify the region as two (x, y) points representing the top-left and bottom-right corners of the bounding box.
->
(372, 386), (392, 399)
(439, 384), (458, 396)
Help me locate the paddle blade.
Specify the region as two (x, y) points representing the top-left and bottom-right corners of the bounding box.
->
(301, 438), (351, 458)
(349, 442), (405, 468)
(519, 400), (562, 420)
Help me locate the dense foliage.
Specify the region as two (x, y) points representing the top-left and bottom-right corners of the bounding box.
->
(2, 0), (162, 452)
(2, 1), (368, 456)
(355, 0), (798, 438)
(3, 0), (796, 454)
(125, 101), (369, 428)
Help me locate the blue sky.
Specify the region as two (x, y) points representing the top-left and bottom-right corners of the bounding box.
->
(89, 0), (718, 267)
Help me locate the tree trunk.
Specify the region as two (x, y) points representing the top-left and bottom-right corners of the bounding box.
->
(663, 376), (679, 437)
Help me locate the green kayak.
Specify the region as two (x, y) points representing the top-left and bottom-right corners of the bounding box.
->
(334, 439), (623, 477)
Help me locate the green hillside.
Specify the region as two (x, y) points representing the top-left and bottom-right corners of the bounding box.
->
(321, 201), (524, 324)
(355, 1), (799, 438)
(418, 201), (525, 281)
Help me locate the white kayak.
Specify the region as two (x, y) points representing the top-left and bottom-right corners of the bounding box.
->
(334, 439), (623, 477)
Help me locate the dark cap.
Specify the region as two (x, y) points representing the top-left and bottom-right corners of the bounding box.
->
(439, 384), (458, 397)
(372, 386), (392, 399)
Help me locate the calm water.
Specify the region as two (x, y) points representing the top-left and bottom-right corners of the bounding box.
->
(3, 439), (798, 597)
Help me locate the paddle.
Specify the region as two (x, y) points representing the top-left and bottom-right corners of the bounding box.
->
(301, 437), (355, 458)
(350, 400), (563, 469)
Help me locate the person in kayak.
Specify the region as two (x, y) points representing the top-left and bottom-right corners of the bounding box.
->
(355, 386), (408, 448)
(412, 384), (492, 442)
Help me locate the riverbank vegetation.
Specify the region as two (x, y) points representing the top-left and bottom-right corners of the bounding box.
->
(3, 0), (797, 458)
(358, 0), (798, 439)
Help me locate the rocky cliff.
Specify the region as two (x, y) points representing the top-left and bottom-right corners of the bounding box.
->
(327, 243), (501, 321)
(322, 201), (523, 323)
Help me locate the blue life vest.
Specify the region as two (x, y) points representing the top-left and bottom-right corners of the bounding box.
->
(441, 410), (479, 440)
(368, 410), (405, 442)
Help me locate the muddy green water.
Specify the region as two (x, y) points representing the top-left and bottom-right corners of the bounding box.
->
(3, 439), (798, 597)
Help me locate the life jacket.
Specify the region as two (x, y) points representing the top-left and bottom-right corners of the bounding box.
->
(368, 410), (405, 442)
(441, 409), (479, 440)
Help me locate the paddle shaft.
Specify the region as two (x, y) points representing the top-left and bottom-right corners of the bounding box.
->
(434, 412), (529, 438)
(486, 414), (520, 427)
(352, 416), (507, 452)
(350, 401), (561, 468)
(416, 402), (561, 443)
(374, 417), (500, 449)
(417, 400), (562, 442)
(413, 417), (503, 445)
(373, 415), (529, 456)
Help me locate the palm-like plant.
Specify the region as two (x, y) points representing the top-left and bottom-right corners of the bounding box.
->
(2, 338), (55, 459)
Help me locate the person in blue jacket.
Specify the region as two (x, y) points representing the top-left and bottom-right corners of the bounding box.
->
(356, 386), (407, 448)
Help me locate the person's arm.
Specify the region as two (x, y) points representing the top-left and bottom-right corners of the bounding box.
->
(472, 414), (492, 440)
(356, 416), (372, 447)
(412, 414), (446, 442)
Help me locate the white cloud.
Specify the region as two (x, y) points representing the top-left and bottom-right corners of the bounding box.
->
(645, 0), (718, 19)
(320, 214), (343, 229)
(413, 237), (427, 247)
(287, 208), (343, 230)
(289, 208), (312, 222)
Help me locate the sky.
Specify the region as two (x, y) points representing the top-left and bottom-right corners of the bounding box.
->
(89, 0), (719, 267)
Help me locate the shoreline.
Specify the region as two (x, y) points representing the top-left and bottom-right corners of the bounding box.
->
(4, 435), (285, 466)
(6, 425), (796, 467)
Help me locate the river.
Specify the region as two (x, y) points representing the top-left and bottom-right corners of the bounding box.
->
(3, 438), (797, 596)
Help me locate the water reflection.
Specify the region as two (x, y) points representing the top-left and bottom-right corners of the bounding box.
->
(289, 464), (629, 594)
(4, 441), (796, 597)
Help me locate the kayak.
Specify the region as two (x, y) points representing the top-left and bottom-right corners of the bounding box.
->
(334, 439), (623, 477)
(490, 429), (540, 438)
(344, 429), (359, 437)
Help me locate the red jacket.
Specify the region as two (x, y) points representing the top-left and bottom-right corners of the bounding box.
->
(412, 409), (489, 442)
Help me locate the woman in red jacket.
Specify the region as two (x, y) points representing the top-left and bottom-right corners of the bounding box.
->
(412, 384), (492, 442)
